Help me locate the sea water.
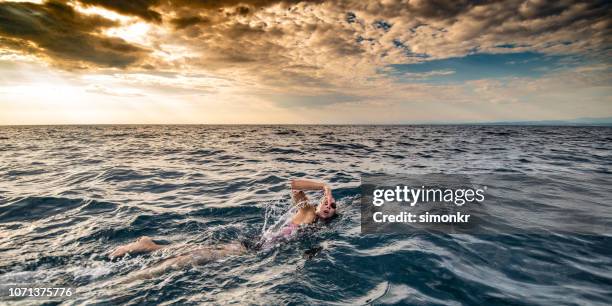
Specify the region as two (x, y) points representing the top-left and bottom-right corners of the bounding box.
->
(0, 125), (610, 305)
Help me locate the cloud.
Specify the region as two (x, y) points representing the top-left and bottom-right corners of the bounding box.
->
(261, 92), (367, 108)
(0, 0), (148, 68)
(74, 0), (319, 23)
(0, 0), (609, 121)
(79, 0), (162, 22)
(170, 16), (210, 29)
(401, 69), (455, 81)
(168, 0), (320, 11)
(152, 0), (609, 90)
(2, 0), (609, 73)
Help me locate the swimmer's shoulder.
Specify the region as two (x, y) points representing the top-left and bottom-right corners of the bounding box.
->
(292, 207), (317, 225)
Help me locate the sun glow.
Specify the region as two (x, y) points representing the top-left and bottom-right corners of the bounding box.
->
(71, 2), (152, 45)
(71, 2), (131, 22)
(104, 22), (152, 45)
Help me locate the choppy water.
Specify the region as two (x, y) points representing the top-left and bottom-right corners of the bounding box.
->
(0, 125), (611, 305)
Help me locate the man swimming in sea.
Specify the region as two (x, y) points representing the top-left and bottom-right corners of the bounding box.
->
(108, 179), (337, 279)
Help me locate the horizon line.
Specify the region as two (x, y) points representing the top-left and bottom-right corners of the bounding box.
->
(2, 123), (611, 127)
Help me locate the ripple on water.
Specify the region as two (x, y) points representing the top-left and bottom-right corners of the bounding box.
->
(0, 125), (610, 305)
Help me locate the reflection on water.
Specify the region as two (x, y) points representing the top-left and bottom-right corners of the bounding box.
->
(0, 125), (611, 305)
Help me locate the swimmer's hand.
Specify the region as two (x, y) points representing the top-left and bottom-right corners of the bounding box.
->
(324, 185), (334, 205)
(291, 179), (333, 204)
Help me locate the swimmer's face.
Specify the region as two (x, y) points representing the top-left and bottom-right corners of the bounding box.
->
(316, 198), (337, 219)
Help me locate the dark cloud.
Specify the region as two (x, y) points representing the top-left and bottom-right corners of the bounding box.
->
(170, 16), (210, 29)
(169, 0), (317, 11)
(73, 0), (319, 23)
(235, 6), (251, 16)
(164, 0), (322, 30)
(518, 0), (573, 19)
(406, 0), (482, 20)
(0, 0), (148, 68)
(460, 0), (611, 43)
(330, 0), (485, 21)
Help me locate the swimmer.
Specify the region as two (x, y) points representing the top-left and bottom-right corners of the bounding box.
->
(280, 179), (337, 237)
(108, 179), (337, 279)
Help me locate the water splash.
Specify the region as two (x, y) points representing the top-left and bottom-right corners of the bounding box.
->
(259, 197), (299, 248)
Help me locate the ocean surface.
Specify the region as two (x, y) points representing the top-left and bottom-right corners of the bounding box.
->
(0, 125), (610, 305)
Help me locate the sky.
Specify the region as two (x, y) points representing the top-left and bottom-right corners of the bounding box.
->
(0, 0), (610, 124)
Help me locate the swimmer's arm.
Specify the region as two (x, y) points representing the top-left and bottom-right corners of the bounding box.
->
(291, 179), (332, 202)
(291, 179), (328, 191)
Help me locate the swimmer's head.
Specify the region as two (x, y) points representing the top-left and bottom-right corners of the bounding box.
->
(316, 196), (337, 219)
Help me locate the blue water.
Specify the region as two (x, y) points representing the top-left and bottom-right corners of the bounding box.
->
(0, 125), (611, 305)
